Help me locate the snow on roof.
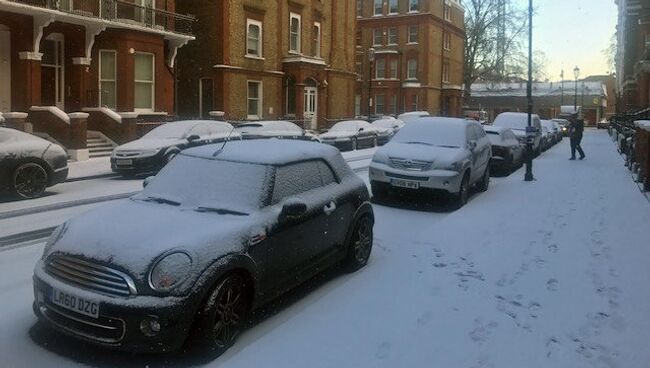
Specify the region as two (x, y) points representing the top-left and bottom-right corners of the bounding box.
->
(471, 81), (606, 98)
(182, 139), (340, 165)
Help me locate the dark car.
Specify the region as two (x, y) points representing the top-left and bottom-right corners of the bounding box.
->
(318, 120), (380, 151)
(111, 120), (241, 176)
(483, 126), (525, 173)
(33, 140), (374, 356)
(235, 120), (320, 142)
(0, 127), (68, 199)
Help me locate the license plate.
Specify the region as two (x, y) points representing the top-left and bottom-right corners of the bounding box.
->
(390, 179), (420, 189)
(50, 288), (99, 319)
(116, 159), (133, 166)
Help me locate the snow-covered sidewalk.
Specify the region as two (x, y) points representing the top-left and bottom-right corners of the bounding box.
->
(0, 131), (649, 367)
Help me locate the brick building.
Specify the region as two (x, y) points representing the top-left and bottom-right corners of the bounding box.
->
(0, 0), (194, 159)
(176, 0), (357, 130)
(355, 0), (464, 118)
(615, 0), (650, 112)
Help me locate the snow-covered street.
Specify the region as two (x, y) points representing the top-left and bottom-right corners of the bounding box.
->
(1, 130), (649, 367)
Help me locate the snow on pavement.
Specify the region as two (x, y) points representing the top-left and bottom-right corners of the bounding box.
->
(1, 131), (649, 367)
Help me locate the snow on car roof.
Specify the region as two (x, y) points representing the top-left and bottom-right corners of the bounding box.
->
(182, 139), (340, 165)
(483, 125), (509, 134)
(237, 121), (303, 132)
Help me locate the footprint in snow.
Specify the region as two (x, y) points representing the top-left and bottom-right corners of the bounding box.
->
(433, 262), (447, 268)
(548, 244), (559, 253)
(547, 278), (559, 291)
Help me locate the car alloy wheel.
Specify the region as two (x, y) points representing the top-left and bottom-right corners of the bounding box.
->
(372, 136), (378, 147)
(13, 163), (48, 199)
(344, 216), (373, 272)
(478, 166), (490, 192)
(351, 138), (358, 151)
(455, 174), (469, 209)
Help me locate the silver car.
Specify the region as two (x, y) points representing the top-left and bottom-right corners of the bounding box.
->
(369, 118), (492, 208)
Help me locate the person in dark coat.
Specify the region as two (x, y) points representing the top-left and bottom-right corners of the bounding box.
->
(569, 115), (586, 160)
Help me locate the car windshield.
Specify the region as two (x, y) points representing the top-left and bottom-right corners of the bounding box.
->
(392, 123), (465, 148)
(134, 155), (270, 212)
(330, 121), (360, 132)
(142, 123), (192, 139)
(372, 119), (396, 128)
(493, 115), (530, 131)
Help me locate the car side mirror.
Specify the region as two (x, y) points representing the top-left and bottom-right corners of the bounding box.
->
(359, 127), (365, 132)
(468, 140), (477, 150)
(280, 199), (307, 220)
(143, 176), (155, 188)
(187, 134), (201, 142)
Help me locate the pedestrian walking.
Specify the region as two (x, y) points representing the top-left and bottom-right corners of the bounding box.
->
(569, 115), (586, 160)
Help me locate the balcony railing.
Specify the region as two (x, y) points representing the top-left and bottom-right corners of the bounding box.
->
(9, 0), (194, 35)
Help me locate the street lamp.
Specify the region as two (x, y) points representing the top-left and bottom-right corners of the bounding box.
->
(573, 65), (580, 111)
(560, 69), (564, 106)
(524, 0), (534, 182)
(367, 47), (376, 117)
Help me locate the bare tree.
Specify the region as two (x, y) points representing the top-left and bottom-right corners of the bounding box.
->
(463, 0), (528, 102)
(602, 33), (616, 74)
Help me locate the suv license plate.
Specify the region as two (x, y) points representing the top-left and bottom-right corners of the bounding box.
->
(390, 179), (420, 189)
(51, 288), (99, 319)
(116, 159), (133, 166)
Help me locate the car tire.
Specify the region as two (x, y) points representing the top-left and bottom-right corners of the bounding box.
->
(371, 181), (388, 200)
(12, 162), (49, 199)
(343, 216), (373, 272)
(193, 274), (251, 357)
(372, 136), (378, 147)
(351, 138), (358, 151)
(477, 165), (490, 192)
(453, 172), (470, 209)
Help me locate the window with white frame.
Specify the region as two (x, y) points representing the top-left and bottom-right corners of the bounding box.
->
(355, 95), (361, 116)
(290, 13), (301, 53)
(390, 95), (397, 113)
(373, 29), (383, 45)
(134, 52), (154, 111)
(356, 0), (362, 17)
(313, 22), (321, 57)
(375, 57), (386, 79)
(443, 62), (450, 83)
(409, 0), (419, 12)
(408, 25), (418, 43)
(99, 50), (116, 109)
(375, 95), (385, 114)
(443, 31), (451, 50)
(247, 81), (262, 119)
(388, 27), (398, 44)
(374, 0), (382, 15)
(444, 1), (451, 21)
(407, 58), (417, 79)
(246, 19), (262, 57)
(410, 94), (418, 110)
(389, 58), (398, 79)
(389, 0), (398, 14)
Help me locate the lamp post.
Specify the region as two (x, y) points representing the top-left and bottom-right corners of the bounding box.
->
(524, 0), (534, 182)
(573, 65), (580, 112)
(581, 81), (585, 113)
(367, 47), (376, 118)
(560, 69), (565, 106)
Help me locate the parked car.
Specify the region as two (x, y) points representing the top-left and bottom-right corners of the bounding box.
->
(493, 112), (543, 156)
(550, 120), (564, 142)
(483, 126), (525, 173)
(33, 140), (373, 356)
(235, 120), (320, 142)
(319, 120), (379, 151)
(597, 119), (610, 129)
(552, 118), (571, 137)
(369, 118), (492, 208)
(397, 111), (430, 122)
(541, 120), (560, 147)
(111, 120), (240, 177)
(540, 124), (552, 151)
(371, 118), (405, 145)
(0, 127), (68, 199)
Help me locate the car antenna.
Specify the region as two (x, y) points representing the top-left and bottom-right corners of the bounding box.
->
(213, 124), (237, 157)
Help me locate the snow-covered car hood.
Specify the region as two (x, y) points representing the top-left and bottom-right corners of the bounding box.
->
(376, 142), (465, 164)
(45, 199), (263, 281)
(115, 138), (186, 152)
(319, 130), (356, 139)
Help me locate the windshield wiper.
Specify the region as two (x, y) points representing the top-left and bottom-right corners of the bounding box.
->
(195, 207), (249, 216)
(435, 144), (460, 149)
(137, 196), (181, 206)
(402, 141), (434, 146)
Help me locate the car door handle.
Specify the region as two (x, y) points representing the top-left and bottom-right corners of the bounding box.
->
(323, 201), (336, 215)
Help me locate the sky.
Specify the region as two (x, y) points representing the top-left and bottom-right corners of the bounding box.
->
(513, 0), (617, 80)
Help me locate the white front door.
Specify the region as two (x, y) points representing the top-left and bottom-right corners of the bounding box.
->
(304, 87), (317, 130)
(41, 34), (65, 110)
(0, 28), (10, 113)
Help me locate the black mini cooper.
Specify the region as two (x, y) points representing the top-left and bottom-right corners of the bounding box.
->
(33, 140), (373, 356)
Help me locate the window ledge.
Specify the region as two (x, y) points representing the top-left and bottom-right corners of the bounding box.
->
(407, 10), (420, 14)
(245, 55), (265, 60)
(406, 42), (418, 45)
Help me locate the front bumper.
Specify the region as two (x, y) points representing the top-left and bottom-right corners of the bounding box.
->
(33, 260), (198, 353)
(369, 162), (463, 193)
(321, 139), (354, 151)
(110, 154), (165, 175)
(50, 166), (68, 185)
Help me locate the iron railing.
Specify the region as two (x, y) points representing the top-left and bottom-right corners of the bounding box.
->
(9, 0), (194, 35)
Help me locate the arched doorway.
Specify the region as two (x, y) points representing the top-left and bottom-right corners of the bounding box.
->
(0, 24), (10, 112)
(304, 78), (318, 130)
(41, 33), (65, 109)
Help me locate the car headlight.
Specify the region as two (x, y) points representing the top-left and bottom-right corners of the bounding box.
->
(438, 162), (461, 172)
(371, 154), (389, 164)
(42, 223), (67, 258)
(138, 149), (161, 157)
(148, 252), (193, 292)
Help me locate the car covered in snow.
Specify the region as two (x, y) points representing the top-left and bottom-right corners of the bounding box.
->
(0, 127), (68, 199)
(397, 111), (431, 122)
(552, 118), (571, 137)
(369, 118), (492, 208)
(484, 125), (525, 172)
(33, 140), (374, 356)
(235, 120), (320, 142)
(319, 120), (379, 151)
(111, 120), (240, 177)
(541, 120), (560, 147)
(492, 112), (543, 156)
(371, 118), (406, 145)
